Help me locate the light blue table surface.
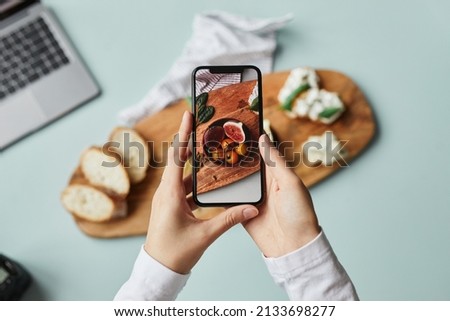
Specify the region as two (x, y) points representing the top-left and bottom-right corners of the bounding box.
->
(1, 0), (449, 300)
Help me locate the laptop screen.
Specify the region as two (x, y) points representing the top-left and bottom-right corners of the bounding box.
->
(0, 0), (38, 20)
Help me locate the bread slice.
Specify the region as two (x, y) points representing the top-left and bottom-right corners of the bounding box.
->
(108, 127), (149, 184)
(80, 146), (130, 198)
(61, 184), (127, 222)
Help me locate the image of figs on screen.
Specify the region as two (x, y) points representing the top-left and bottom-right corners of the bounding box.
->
(193, 66), (263, 205)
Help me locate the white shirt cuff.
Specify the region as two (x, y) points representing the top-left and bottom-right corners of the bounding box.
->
(263, 230), (358, 301)
(114, 245), (190, 301)
(264, 231), (328, 275)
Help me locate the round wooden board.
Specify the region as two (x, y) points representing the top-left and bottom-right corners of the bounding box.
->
(74, 68), (375, 238)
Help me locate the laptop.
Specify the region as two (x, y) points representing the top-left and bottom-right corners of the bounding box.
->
(0, 0), (100, 151)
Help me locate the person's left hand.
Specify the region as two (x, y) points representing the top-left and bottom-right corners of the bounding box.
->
(144, 111), (259, 274)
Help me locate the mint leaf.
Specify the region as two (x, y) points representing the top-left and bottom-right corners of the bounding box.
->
(249, 97), (259, 111)
(318, 107), (341, 119)
(196, 92), (208, 109)
(280, 83), (310, 111)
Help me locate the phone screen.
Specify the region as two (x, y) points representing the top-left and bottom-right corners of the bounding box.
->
(192, 65), (264, 206)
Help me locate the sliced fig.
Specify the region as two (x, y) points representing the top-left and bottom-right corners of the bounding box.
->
(223, 121), (246, 143)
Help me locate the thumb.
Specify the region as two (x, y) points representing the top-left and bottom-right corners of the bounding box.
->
(259, 134), (296, 182)
(205, 205), (259, 241)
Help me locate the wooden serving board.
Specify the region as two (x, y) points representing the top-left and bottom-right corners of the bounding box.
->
(75, 69), (376, 238)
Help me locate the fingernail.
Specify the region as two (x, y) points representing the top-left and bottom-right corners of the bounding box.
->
(179, 111), (188, 130)
(182, 110), (189, 121)
(260, 134), (269, 145)
(260, 134), (273, 152)
(242, 207), (258, 219)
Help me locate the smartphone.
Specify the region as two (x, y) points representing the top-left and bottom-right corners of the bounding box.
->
(192, 65), (265, 206)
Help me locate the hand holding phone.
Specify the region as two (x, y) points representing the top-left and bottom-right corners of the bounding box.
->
(192, 65), (265, 206)
(143, 111), (259, 274)
(243, 134), (321, 258)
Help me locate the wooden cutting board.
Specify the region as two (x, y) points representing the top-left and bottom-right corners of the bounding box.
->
(74, 68), (376, 238)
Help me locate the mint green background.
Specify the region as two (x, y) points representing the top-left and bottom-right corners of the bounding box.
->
(1, 0), (449, 300)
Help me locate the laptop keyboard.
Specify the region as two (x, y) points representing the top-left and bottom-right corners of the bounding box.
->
(0, 17), (70, 100)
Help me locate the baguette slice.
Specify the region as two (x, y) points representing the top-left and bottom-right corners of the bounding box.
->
(108, 127), (149, 184)
(61, 184), (127, 222)
(80, 146), (130, 198)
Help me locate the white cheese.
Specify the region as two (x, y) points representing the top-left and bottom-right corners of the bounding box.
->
(293, 88), (345, 124)
(263, 119), (274, 141)
(248, 83), (258, 107)
(277, 67), (319, 104)
(302, 131), (347, 166)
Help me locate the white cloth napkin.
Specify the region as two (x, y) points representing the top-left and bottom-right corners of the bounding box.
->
(118, 11), (293, 125)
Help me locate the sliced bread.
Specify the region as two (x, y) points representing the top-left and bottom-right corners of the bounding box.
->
(108, 127), (149, 184)
(61, 184), (127, 222)
(80, 146), (130, 198)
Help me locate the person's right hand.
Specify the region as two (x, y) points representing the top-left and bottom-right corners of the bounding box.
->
(243, 134), (321, 258)
(144, 111), (259, 275)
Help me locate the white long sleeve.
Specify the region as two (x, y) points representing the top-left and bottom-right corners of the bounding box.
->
(114, 246), (190, 301)
(114, 231), (357, 300)
(264, 230), (359, 300)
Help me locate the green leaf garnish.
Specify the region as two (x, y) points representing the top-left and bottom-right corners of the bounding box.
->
(249, 96), (259, 111)
(280, 83), (310, 111)
(195, 92), (208, 110)
(197, 105), (215, 124)
(318, 107), (341, 118)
